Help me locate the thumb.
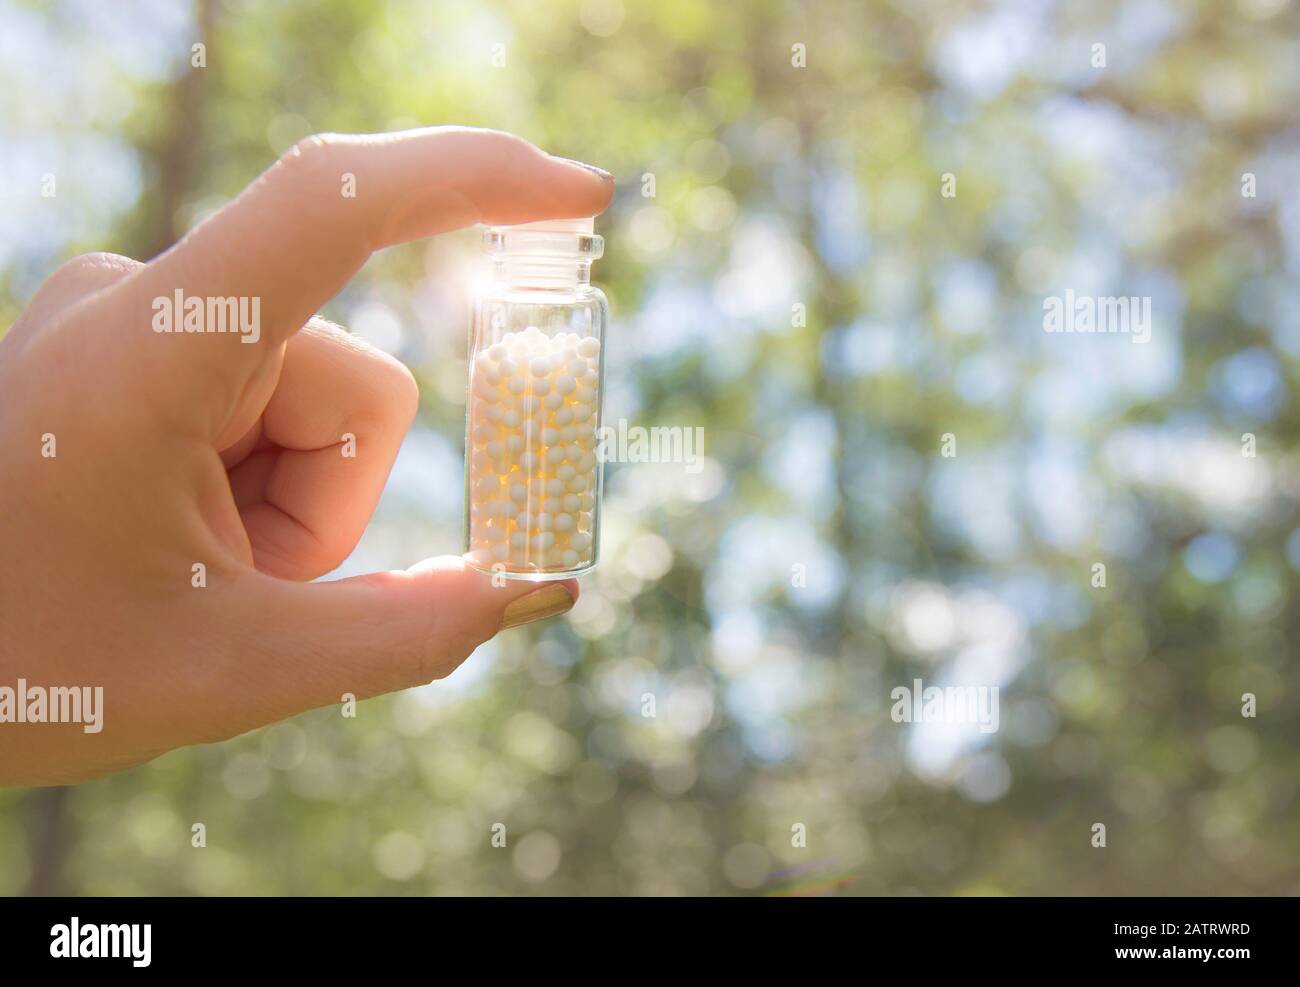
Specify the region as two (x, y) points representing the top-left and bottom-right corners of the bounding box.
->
(213, 557), (576, 733)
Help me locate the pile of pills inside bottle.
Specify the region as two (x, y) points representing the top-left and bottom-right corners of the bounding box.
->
(466, 326), (601, 572)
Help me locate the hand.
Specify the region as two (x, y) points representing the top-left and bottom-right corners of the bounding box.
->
(0, 127), (614, 786)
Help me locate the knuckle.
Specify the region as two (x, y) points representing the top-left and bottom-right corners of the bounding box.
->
(46, 251), (139, 287)
(277, 133), (346, 184)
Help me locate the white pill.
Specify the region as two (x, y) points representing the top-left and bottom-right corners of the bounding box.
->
(515, 510), (533, 528)
(502, 410), (521, 428)
(501, 332), (517, 347)
(475, 476), (500, 496)
(570, 405), (592, 423)
(544, 447), (563, 465)
(509, 483), (527, 502)
(580, 492), (595, 511)
(520, 451), (538, 469)
(554, 513), (575, 533)
(471, 423), (493, 444)
(489, 343), (506, 361)
(533, 378), (550, 395)
(529, 477), (546, 495)
(507, 377), (525, 395)
(530, 356), (553, 376)
(563, 493), (581, 512)
(577, 453), (596, 472)
(566, 358), (587, 377)
(486, 439), (504, 459)
(560, 549), (580, 568)
(570, 531), (592, 552)
(520, 395), (539, 413)
(557, 374), (576, 395)
(484, 405), (503, 422)
(531, 532), (555, 551)
(565, 443), (584, 461)
(506, 434), (524, 453)
(556, 463), (576, 481)
(575, 385), (597, 404)
(535, 512), (554, 531)
(545, 478), (566, 496)
(509, 531), (527, 550)
(577, 337), (600, 358)
(554, 408), (573, 426)
(483, 523), (508, 543)
(542, 427), (559, 445)
(524, 325), (542, 337)
(544, 392), (563, 410)
(568, 475), (589, 493)
(559, 426), (576, 443)
(498, 359), (516, 377)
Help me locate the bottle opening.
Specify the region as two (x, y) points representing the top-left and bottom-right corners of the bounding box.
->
(486, 219), (603, 289)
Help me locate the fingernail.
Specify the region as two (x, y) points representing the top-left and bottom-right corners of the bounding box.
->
(500, 585), (575, 630)
(555, 156), (614, 183)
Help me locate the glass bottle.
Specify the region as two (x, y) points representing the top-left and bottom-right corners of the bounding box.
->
(463, 218), (607, 579)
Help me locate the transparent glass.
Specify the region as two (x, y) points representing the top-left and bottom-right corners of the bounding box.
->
(463, 225), (608, 580)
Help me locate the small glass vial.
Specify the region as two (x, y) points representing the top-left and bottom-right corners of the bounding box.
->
(464, 218), (607, 580)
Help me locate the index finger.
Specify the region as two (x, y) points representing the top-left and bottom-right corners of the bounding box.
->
(105, 127), (614, 426)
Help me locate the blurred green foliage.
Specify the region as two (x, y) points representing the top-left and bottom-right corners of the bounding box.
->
(2, 0), (1299, 895)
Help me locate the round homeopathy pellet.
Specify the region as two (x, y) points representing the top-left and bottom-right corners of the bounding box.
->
(542, 427), (559, 445)
(560, 549), (580, 568)
(554, 512), (575, 533)
(510, 531), (528, 550)
(545, 478), (566, 496)
(563, 493), (581, 513)
(531, 531), (556, 551)
(555, 408), (573, 426)
(509, 483), (527, 502)
(506, 434), (523, 453)
(570, 531), (592, 552)
(545, 392), (563, 410)
(557, 374), (576, 395)
(577, 336), (600, 358)
(502, 409), (521, 428)
(557, 463), (575, 481)
(546, 446), (566, 465)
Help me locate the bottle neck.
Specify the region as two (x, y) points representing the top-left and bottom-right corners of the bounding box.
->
(485, 227), (603, 291)
(493, 256), (593, 290)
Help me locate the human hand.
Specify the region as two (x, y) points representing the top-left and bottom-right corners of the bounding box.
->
(0, 127), (614, 786)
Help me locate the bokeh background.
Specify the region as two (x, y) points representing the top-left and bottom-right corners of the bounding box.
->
(3, 0), (1299, 895)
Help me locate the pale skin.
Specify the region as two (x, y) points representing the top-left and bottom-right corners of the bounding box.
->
(0, 127), (614, 786)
